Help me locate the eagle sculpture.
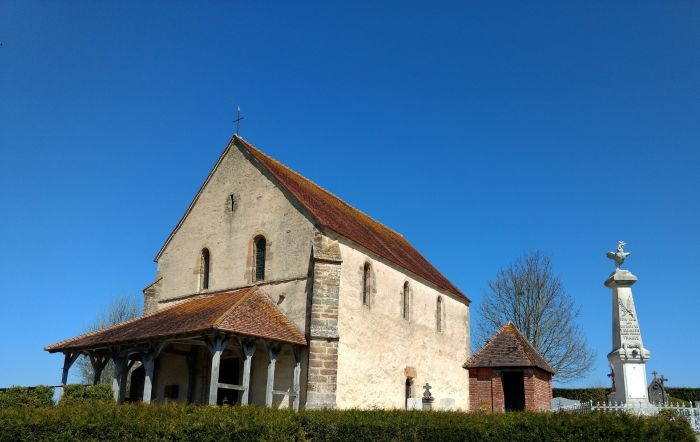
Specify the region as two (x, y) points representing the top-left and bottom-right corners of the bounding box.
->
(607, 241), (630, 269)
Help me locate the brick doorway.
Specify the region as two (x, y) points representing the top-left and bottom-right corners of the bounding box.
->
(502, 371), (525, 411)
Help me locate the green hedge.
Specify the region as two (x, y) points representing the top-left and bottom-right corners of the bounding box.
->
(554, 387), (700, 405)
(0, 386), (53, 408)
(667, 388), (700, 403)
(60, 384), (113, 406)
(552, 388), (610, 404)
(0, 404), (694, 442)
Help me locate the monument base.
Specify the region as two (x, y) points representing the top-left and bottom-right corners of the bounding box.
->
(608, 353), (650, 404)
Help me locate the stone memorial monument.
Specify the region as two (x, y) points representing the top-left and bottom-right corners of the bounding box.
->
(605, 241), (651, 405)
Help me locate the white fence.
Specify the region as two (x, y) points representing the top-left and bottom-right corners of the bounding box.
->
(562, 400), (700, 434)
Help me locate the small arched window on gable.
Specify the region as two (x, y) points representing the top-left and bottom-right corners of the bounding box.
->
(362, 262), (372, 306)
(402, 282), (410, 321)
(436, 296), (444, 332)
(254, 236), (266, 282)
(200, 248), (210, 290)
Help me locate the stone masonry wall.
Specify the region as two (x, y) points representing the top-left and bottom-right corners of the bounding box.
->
(334, 236), (470, 410)
(305, 233), (342, 409)
(152, 140), (317, 333)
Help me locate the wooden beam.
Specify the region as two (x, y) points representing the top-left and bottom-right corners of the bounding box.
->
(58, 351), (81, 402)
(87, 353), (109, 385)
(217, 382), (245, 391)
(111, 351), (128, 403)
(239, 337), (256, 406)
(142, 342), (166, 404)
(265, 342), (281, 408)
(206, 336), (229, 405)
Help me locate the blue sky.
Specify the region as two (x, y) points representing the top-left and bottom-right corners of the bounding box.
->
(1, 1), (698, 389)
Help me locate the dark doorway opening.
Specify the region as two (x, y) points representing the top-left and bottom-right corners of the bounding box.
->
(129, 365), (145, 402)
(405, 378), (414, 409)
(502, 371), (525, 411)
(217, 357), (240, 405)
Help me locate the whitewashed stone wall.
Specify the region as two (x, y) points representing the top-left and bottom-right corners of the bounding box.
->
(152, 142), (317, 332)
(334, 236), (470, 410)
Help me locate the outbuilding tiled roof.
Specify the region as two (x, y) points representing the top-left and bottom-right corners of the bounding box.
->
(463, 323), (555, 374)
(237, 136), (467, 302)
(45, 287), (306, 352)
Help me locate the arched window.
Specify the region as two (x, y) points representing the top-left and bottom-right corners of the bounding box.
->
(254, 236), (266, 282)
(362, 262), (371, 306)
(436, 296), (444, 332)
(200, 248), (210, 290)
(402, 282), (410, 321)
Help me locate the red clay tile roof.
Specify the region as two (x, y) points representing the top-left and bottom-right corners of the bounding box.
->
(45, 287), (306, 352)
(237, 136), (467, 302)
(463, 323), (555, 374)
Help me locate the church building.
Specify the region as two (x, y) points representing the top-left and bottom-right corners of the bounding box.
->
(46, 134), (471, 410)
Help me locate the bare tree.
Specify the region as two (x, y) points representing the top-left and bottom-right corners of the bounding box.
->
(76, 294), (141, 384)
(475, 251), (595, 383)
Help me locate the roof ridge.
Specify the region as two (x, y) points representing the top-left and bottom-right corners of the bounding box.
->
(211, 286), (259, 328)
(464, 322), (555, 374)
(235, 135), (405, 238)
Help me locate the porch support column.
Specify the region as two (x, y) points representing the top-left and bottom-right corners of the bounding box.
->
(239, 338), (256, 405)
(292, 346), (301, 412)
(111, 351), (128, 403)
(58, 351), (80, 401)
(206, 336), (229, 405)
(265, 342), (281, 408)
(142, 342), (166, 404)
(87, 352), (109, 385)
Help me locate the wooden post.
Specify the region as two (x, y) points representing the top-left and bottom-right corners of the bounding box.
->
(111, 352), (128, 403)
(206, 336), (229, 406)
(292, 346), (301, 411)
(142, 342), (166, 404)
(58, 351), (80, 401)
(88, 353), (109, 385)
(265, 342), (281, 408)
(239, 338), (256, 405)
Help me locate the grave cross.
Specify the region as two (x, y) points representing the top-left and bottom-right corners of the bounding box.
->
(422, 383), (433, 401)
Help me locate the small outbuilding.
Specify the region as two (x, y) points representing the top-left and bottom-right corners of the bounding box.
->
(464, 323), (554, 412)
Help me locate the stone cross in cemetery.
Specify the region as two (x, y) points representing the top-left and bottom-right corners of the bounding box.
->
(605, 241), (651, 405)
(648, 371), (669, 405)
(422, 383), (435, 410)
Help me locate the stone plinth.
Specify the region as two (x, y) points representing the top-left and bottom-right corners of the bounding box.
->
(605, 269), (651, 405)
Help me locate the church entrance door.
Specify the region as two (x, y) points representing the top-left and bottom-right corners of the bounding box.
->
(217, 357), (240, 405)
(502, 371), (525, 411)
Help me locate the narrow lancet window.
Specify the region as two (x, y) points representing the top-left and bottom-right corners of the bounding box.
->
(362, 262), (371, 306)
(436, 296), (444, 332)
(200, 248), (210, 290)
(254, 236), (266, 282)
(402, 282), (410, 320)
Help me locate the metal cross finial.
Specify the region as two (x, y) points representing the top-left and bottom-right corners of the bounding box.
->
(652, 370), (658, 379)
(234, 105), (244, 135)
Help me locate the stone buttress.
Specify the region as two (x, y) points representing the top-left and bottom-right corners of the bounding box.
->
(305, 232), (342, 409)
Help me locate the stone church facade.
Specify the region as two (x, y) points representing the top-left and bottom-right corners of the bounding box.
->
(46, 135), (470, 410)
